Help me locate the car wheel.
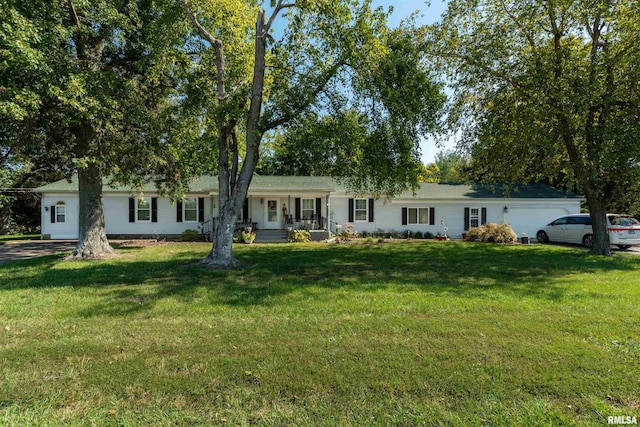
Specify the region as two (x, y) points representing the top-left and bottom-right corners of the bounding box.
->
(617, 245), (630, 251)
(583, 234), (594, 248)
(536, 230), (549, 243)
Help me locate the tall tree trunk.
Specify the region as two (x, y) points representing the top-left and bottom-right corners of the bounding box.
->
(198, 8), (269, 269)
(588, 197), (611, 256)
(200, 204), (239, 268)
(68, 127), (115, 259)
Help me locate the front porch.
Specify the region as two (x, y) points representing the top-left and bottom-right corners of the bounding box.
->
(239, 194), (331, 232)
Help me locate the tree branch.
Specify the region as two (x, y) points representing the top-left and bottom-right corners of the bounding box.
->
(68, 0), (81, 27)
(183, 0), (227, 102)
(263, 1), (296, 37)
(498, 0), (537, 49)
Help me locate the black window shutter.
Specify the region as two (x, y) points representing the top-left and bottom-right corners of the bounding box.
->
(481, 207), (487, 225)
(348, 198), (354, 222)
(429, 207), (435, 225)
(151, 198), (158, 223)
(243, 198), (249, 222)
(315, 197), (322, 219)
(401, 207), (407, 225)
(198, 197), (205, 222)
(176, 201), (183, 222)
(295, 198), (301, 222)
(464, 207), (470, 231)
(368, 198), (374, 222)
(128, 198), (135, 223)
(51, 206), (56, 223)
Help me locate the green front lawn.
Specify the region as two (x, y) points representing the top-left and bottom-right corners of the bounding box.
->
(1, 241), (638, 425)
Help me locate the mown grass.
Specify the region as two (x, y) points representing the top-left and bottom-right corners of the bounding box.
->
(0, 234), (41, 243)
(0, 241), (639, 426)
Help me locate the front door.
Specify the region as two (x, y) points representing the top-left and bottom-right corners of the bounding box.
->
(265, 199), (279, 229)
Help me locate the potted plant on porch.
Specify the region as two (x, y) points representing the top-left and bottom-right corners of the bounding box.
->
(242, 229), (256, 244)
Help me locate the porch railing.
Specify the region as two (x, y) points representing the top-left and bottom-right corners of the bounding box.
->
(200, 219), (214, 241)
(289, 215), (326, 231)
(329, 220), (341, 235)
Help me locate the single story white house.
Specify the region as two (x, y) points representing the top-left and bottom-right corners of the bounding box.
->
(34, 175), (583, 240)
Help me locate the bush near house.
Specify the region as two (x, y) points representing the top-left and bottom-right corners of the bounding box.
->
(465, 223), (517, 243)
(288, 229), (311, 243)
(181, 229), (201, 242)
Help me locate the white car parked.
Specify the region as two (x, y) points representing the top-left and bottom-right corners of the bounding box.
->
(536, 214), (640, 249)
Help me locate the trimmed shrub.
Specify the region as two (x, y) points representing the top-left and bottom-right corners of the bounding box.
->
(288, 229), (311, 243)
(465, 223), (517, 243)
(413, 231), (424, 239)
(425, 231), (434, 239)
(181, 229), (201, 242)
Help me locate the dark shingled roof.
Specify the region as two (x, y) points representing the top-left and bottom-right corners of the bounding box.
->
(33, 176), (581, 199)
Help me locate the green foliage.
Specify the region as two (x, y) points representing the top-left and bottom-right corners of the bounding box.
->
(430, 0), (640, 254)
(256, 21), (444, 196)
(181, 229), (201, 242)
(0, 0), (194, 190)
(288, 229), (310, 243)
(257, 111), (368, 176)
(433, 150), (470, 183)
(465, 223), (517, 244)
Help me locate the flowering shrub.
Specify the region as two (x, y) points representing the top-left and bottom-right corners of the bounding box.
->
(339, 223), (358, 241)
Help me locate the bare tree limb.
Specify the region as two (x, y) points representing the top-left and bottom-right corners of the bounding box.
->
(263, 1), (296, 37)
(68, 0), (81, 27)
(183, 0), (227, 101)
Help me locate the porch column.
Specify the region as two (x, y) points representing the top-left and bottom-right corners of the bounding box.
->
(326, 194), (330, 231)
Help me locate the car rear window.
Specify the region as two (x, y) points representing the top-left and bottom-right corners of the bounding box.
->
(608, 215), (640, 226)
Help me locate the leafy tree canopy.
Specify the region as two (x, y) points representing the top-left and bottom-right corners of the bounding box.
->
(429, 0), (640, 255)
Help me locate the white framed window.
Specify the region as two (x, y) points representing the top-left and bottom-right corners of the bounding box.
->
(137, 198), (151, 222)
(354, 198), (368, 221)
(302, 199), (315, 219)
(184, 198), (198, 222)
(55, 203), (66, 223)
(469, 207), (480, 228)
(408, 207), (429, 225)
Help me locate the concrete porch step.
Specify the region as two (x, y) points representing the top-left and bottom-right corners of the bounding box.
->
(254, 229), (288, 243)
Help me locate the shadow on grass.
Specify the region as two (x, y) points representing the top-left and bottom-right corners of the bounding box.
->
(0, 242), (637, 317)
